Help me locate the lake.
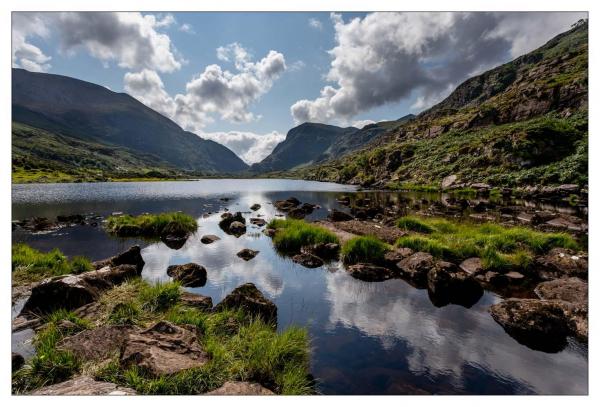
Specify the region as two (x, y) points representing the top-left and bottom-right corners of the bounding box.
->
(11, 179), (588, 395)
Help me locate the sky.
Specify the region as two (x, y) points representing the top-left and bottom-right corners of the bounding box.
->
(12, 11), (587, 164)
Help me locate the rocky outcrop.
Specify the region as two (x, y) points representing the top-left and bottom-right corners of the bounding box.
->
(397, 252), (435, 286)
(120, 321), (208, 377)
(214, 283), (277, 324)
(59, 325), (135, 362)
(167, 263), (207, 287)
(20, 265), (140, 315)
(32, 376), (136, 395)
(200, 234), (220, 244)
(93, 245), (145, 273)
(292, 253), (324, 268)
(237, 249), (259, 261)
(535, 248), (588, 280)
(427, 261), (483, 308)
(348, 263), (394, 282)
(206, 381), (274, 395)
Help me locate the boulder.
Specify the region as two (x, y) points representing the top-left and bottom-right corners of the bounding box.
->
(229, 221), (247, 236)
(120, 321), (209, 377)
(20, 275), (100, 315)
(384, 247), (414, 267)
(214, 283), (277, 324)
(441, 175), (458, 189)
(160, 221), (193, 248)
(218, 212), (245, 233)
(93, 245), (145, 273)
(328, 209), (354, 222)
(535, 277), (587, 304)
(167, 263), (207, 287)
(397, 252), (435, 286)
(206, 381), (274, 395)
(292, 253), (324, 268)
(489, 299), (570, 352)
(59, 325), (135, 362)
(348, 263), (394, 282)
(459, 258), (483, 276)
(250, 204), (261, 211)
(427, 261), (483, 308)
(12, 352), (24, 371)
(237, 249), (259, 261)
(32, 376), (136, 395)
(180, 292), (213, 311)
(200, 234), (221, 244)
(301, 242), (340, 260)
(535, 248), (588, 280)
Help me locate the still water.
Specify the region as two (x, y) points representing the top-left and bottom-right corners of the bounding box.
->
(12, 179), (588, 395)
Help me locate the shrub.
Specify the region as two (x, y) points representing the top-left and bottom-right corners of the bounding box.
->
(341, 236), (388, 265)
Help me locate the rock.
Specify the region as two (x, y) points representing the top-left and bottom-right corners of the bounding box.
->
(504, 271), (525, 283)
(285, 197), (300, 206)
(337, 196), (351, 205)
(229, 221), (247, 236)
(218, 212), (245, 233)
(161, 221), (193, 242)
(472, 201), (487, 213)
(237, 249), (259, 261)
(545, 216), (584, 231)
(274, 197), (300, 211)
(32, 376), (136, 395)
(348, 263), (394, 282)
(12, 352), (24, 371)
(516, 212), (542, 225)
(167, 263), (207, 287)
(56, 214), (85, 224)
(384, 247), (414, 267)
(292, 253), (324, 268)
(250, 218), (267, 227)
(490, 299), (570, 352)
(221, 212), (232, 219)
(93, 245), (145, 273)
(16, 216), (59, 232)
(441, 174), (458, 189)
(264, 228), (276, 237)
(535, 277), (587, 304)
(535, 248), (588, 280)
(459, 258), (483, 276)
(301, 242), (340, 260)
(470, 182), (491, 190)
(328, 209), (354, 222)
(250, 203), (261, 211)
(20, 275), (100, 315)
(397, 252), (434, 286)
(200, 234), (221, 244)
(214, 283), (277, 324)
(206, 381), (274, 395)
(120, 321), (208, 377)
(59, 325), (135, 362)
(288, 207), (307, 219)
(180, 292), (213, 311)
(427, 261), (483, 308)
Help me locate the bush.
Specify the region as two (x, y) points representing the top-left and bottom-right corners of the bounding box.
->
(341, 236), (388, 265)
(268, 219), (339, 253)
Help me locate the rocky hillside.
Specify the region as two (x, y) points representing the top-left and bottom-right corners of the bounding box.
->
(12, 69), (248, 177)
(292, 20), (588, 190)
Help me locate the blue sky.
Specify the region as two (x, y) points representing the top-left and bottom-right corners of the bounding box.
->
(12, 11), (586, 163)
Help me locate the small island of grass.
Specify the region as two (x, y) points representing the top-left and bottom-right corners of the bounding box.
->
(106, 212), (198, 238)
(268, 218), (339, 253)
(341, 236), (389, 265)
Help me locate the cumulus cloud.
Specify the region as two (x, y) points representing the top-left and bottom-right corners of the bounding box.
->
(309, 18), (323, 30)
(179, 23), (195, 34)
(12, 13), (52, 72)
(124, 69), (177, 118)
(352, 119), (376, 129)
(200, 131), (285, 164)
(291, 11), (586, 124)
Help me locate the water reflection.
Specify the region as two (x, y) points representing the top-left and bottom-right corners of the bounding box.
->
(11, 180), (588, 395)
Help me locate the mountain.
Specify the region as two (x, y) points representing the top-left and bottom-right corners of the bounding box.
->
(250, 114), (415, 173)
(12, 69), (248, 179)
(292, 20), (588, 189)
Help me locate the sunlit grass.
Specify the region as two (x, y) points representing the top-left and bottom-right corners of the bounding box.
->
(105, 212), (197, 237)
(268, 218), (339, 253)
(341, 236), (389, 265)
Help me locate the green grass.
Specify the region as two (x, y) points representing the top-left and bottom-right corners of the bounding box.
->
(12, 243), (92, 285)
(138, 280), (182, 313)
(341, 236), (389, 265)
(268, 218), (339, 253)
(396, 216), (435, 233)
(105, 212), (197, 238)
(395, 216), (579, 271)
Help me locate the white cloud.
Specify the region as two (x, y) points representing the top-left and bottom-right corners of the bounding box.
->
(154, 13), (176, 28)
(291, 12), (586, 124)
(288, 60), (306, 72)
(309, 18), (323, 30)
(352, 119), (375, 129)
(179, 23), (195, 34)
(123, 69), (177, 118)
(12, 13), (52, 72)
(199, 131), (285, 164)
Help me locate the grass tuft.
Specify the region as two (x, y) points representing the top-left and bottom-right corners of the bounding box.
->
(341, 236), (389, 265)
(268, 218), (339, 253)
(396, 216), (434, 233)
(105, 212), (197, 238)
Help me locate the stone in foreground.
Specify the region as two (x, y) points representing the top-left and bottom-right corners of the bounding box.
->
(167, 263), (207, 287)
(32, 376), (136, 395)
(214, 283), (277, 324)
(181, 292), (213, 311)
(59, 325), (136, 362)
(120, 321), (208, 376)
(93, 245), (145, 272)
(206, 381), (274, 395)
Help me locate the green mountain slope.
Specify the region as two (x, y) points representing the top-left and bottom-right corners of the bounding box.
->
(12, 69), (248, 175)
(291, 20), (588, 189)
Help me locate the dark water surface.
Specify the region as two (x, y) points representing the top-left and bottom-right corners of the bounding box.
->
(12, 179), (588, 395)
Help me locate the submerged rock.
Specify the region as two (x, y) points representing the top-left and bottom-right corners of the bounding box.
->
(206, 381), (274, 395)
(301, 242), (340, 260)
(328, 209), (354, 222)
(250, 203), (261, 211)
(32, 376), (136, 395)
(288, 207), (307, 219)
(214, 283), (277, 324)
(120, 321), (209, 377)
(229, 221), (247, 236)
(427, 261), (483, 308)
(274, 197), (300, 212)
(160, 221), (193, 249)
(218, 212), (245, 233)
(237, 249), (259, 261)
(348, 263), (394, 282)
(167, 263), (207, 287)
(200, 234), (221, 244)
(93, 245), (145, 273)
(292, 253), (324, 268)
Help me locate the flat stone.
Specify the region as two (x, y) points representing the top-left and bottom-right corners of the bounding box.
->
(237, 249), (259, 261)
(348, 263), (394, 282)
(206, 381), (274, 395)
(59, 325), (135, 362)
(384, 247), (414, 266)
(120, 321), (208, 377)
(427, 261), (483, 308)
(301, 242), (340, 260)
(32, 376), (136, 395)
(535, 277), (587, 305)
(167, 263), (207, 287)
(441, 174), (458, 189)
(459, 258), (483, 276)
(200, 234), (220, 244)
(250, 218), (267, 227)
(180, 292), (213, 311)
(535, 248), (588, 280)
